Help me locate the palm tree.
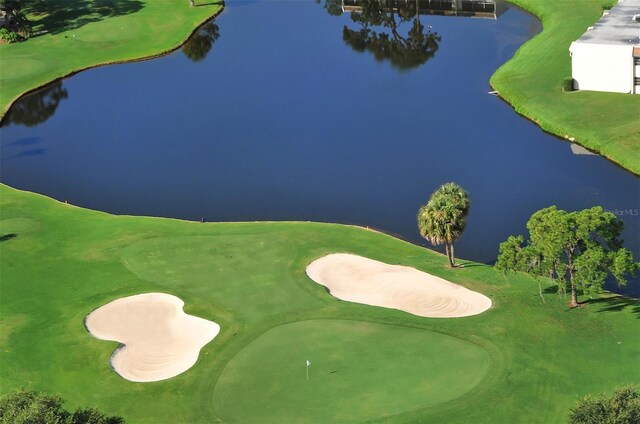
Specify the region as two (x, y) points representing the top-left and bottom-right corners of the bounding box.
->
(417, 182), (470, 267)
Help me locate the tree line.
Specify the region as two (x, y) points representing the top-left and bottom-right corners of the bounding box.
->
(417, 182), (638, 307)
(0, 389), (123, 424)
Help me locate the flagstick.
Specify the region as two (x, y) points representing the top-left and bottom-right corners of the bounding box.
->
(306, 365), (309, 381)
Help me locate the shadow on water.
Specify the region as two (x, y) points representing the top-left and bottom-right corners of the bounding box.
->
(1, 148), (47, 161)
(23, 0), (143, 36)
(182, 20), (220, 63)
(5, 137), (41, 147)
(320, 0), (441, 69)
(1, 82), (68, 128)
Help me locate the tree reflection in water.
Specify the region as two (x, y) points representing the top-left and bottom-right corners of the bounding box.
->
(322, 0), (441, 69)
(1, 82), (68, 128)
(182, 21), (220, 63)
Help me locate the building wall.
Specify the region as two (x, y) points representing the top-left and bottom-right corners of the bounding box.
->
(569, 42), (635, 94)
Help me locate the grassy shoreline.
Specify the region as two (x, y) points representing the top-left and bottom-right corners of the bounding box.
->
(1, 183), (639, 423)
(1, 4), (638, 421)
(0, 0), (224, 119)
(491, 0), (640, 174)
(1, 1), (637, 173)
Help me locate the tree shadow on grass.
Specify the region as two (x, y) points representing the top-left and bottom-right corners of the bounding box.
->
(23, 0), (143, 36)
(194, 1), (223, 7)
(456, 261), (486, 269)
(583, 296), (640, 318)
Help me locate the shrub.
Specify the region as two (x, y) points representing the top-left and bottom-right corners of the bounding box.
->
(562, 77), (574, 92)
(568, 385), (640, 424)
(0, 27), (19, 43)
(0, 389), (124, 424)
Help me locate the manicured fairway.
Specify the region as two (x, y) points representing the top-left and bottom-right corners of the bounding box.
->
(491, 0), (640, 173)
(213, 319), (490, 423)
(1, 184), (639, 423)
(0, 0), (223, 117)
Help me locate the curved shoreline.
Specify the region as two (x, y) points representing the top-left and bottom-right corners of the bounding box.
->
(0, 2), (225, 121)
(2, 1), (637, 173)
(490, 0), (640, 175)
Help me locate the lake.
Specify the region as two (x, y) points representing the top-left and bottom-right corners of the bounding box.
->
(2, 0), (639, 294)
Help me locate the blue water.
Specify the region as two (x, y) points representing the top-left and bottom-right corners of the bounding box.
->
(1, 1), (639, 294)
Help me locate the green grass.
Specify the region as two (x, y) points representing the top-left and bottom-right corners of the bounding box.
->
(1, 184), (638, 423)
(0, 0), (223, 118)
(213, 320), (490, 423)
(491, 0), (640, 174)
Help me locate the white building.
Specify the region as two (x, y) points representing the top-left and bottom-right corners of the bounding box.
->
(569, 0), (640, 94)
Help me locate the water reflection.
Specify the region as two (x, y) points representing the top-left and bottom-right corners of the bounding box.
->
(1, 82), (68, 128)
(342, 0), (506, 19)
(328, 0), (442, 69)
(182, 20), (220, 63)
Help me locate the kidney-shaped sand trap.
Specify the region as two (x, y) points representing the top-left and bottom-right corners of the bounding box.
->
(306, 253), (491, 318)
(85, 293), (220, 382)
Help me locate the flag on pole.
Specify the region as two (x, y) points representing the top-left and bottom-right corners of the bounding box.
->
(306, 360), (311, 367)
(306, 360), (311, 380)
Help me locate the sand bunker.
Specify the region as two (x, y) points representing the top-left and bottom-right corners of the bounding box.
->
(85, 293), (220, 382)
(306, 254), (491, 318)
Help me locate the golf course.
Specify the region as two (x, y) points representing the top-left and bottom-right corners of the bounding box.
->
(1, 184), (638, 422)
(1, 0), (640, 422)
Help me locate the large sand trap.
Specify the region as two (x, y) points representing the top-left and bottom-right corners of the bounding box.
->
(306, 254), (491, 318)
(85, 293), (220, 382)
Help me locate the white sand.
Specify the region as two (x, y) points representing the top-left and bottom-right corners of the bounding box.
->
(306, 253), (491, 318)
(85, 293), (220, 382)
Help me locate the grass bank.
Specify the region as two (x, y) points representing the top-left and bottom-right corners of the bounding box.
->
(1, 184), (638, 423)
(0, 0), (223, 118)
(491, 0), (640, 174)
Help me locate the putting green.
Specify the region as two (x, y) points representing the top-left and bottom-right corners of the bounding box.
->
(213, 319), (491, 423)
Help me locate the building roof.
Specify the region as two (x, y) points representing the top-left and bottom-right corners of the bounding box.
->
(575, 0), (640, 46)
